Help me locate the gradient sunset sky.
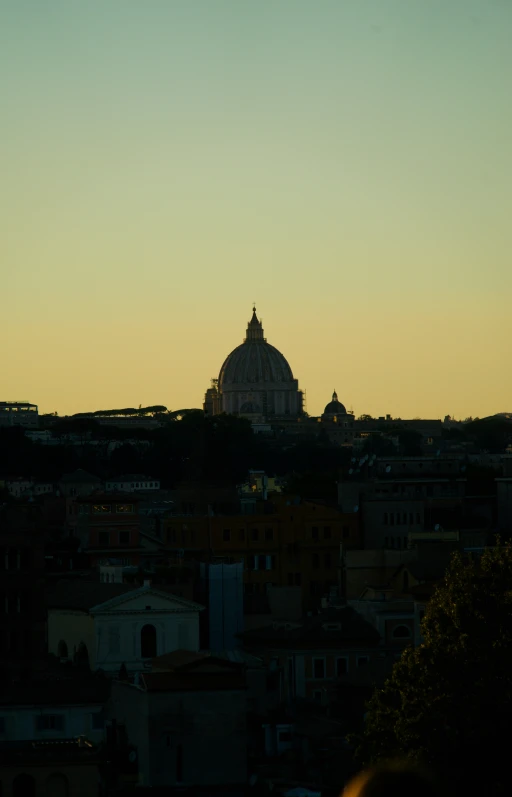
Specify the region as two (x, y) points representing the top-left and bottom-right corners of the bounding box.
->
(3, 0), (511, 419)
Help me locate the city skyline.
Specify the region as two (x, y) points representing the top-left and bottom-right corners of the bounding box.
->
(3, 1), (511, 419)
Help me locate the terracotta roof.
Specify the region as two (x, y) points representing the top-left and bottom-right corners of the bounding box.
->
(151, 650), (210, 671)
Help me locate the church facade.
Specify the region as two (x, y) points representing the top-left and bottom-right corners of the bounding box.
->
(204, 307), (304, 420)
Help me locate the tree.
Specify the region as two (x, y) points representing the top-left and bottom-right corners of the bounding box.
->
(354, 544), (512, 796)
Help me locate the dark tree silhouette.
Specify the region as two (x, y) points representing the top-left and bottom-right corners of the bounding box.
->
(354, 544), (512, 797)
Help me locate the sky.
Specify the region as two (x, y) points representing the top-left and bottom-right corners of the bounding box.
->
(2, 0), (511, 420)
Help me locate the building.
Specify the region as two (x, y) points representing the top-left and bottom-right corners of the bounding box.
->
(74, 494), (144, 569)
(59, 469), (103, 498)
(196, 561), (244, 650)
(0, 401), (39, 429)
(47, 580), (204, 673)
(0, 677), (109, 746)
(0, 738), (102, 797)
(0, 504), (47, 680)
(204, 307), (304, 419)
(108, 650), (247, 787)
(320, 390), (356, 446)
(160, 496), (361, 611)
(105, 475), (161, 493)
(3, 480), (54, 499)
(241, 606), (381, 704)
(338, 456), (493, 551)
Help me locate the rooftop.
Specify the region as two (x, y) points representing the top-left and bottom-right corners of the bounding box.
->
(242, 607), (380, 649)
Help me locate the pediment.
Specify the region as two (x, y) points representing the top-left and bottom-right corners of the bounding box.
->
(90, 587), (204, 614)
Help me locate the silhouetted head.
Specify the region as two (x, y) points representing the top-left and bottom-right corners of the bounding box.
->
(343, 760), (439, 797)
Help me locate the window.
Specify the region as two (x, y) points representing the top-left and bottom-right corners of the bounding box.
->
(403, 513), (407, 524)
(403, 571), (409, 590)
(313, 658), (325, 679)
(98, 532), (110, 546)
(396, 514), (401, 525)
(312, 553), (320, 569)
(390, 513), (395, 526)
(119, 531), (130, 545)
(288, 573), (294, 586)
(294, 572), (302, 586)
(357, 656), (369, 668)
(223, 529), (231, 542)
(324, 552), (331, 569)
(336, 657), (348, 676)
(390, 537), (394, 548)
(419, 610), (425, 622)
(251, 528), (259, 541)
(141, 624), (157, 658)
(312, 526), (319, 540)
(35, 714), (65, 732)
(278, 730), (292, 742)
(265, 528), (274, 541)
(116, 504), (133, 513)
(313, 690), (322, 702)
(93, 505), (111, 514)
(342, 525), (350, 539)
(383, 513), (388, 525)
(393, 625), (411, 639)
(0, 716), (5, 734)
(384, 537), (389, 548)
(238, 529), (245, 541)
(416, 512), (421, 524)
(409, 513), (414, 524)
(323, 526), (331, 539)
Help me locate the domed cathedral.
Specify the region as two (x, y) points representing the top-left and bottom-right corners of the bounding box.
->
(203, 307), (304, 420)
(320, 389), (355, 445)
(322, 390), (347, 421)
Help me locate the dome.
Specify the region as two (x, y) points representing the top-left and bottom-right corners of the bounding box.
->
(323, 390), (347, 416)
(218, 308), (294, 387)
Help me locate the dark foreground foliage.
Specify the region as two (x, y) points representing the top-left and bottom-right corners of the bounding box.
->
(353, 543), (512, 797)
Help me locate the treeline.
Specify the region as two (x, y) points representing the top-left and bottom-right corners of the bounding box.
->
(0, 414), (351, 499)
(72, 405), (167, 418)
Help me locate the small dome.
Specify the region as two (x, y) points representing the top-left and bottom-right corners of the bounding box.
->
(323, 390), (347, 416)
(239, 401), (262, 414)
